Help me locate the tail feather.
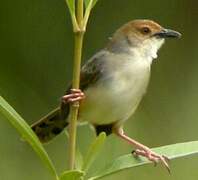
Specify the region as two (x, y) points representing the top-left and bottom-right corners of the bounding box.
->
(31, 107), (68, 143)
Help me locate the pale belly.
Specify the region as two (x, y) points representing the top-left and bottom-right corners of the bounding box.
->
(78, 61), (150, 126)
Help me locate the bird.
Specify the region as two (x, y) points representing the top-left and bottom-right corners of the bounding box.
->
(31, 19), (181, 171)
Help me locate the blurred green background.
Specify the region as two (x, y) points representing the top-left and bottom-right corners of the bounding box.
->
(0, 0), (198, 179)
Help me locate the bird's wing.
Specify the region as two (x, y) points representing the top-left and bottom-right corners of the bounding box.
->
(31, 51), (108, 143)
(60, 50), (107, 120)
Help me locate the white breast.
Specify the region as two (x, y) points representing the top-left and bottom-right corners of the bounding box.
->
(79, 52), (151, 125)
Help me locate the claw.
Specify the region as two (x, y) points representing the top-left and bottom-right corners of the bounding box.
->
(114, 128), (170, 173)
(133, 149), (170, 173)
(153, 161), (157, 167)
(161, 155), (171, 174)
(131, 150), (138, 157)
(162, 155), (170, 162)
(131, 150), (135, 154)
(62, 89), (85, 104)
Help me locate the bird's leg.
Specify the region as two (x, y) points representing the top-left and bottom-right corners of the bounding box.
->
(114, 127), (170, 173)
(62, 89), (85, 103)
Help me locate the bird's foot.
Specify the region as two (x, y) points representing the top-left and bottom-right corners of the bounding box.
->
(62, 89), (85, 103)
(132, 148), (170, 173)
(114, 128), (170, 173)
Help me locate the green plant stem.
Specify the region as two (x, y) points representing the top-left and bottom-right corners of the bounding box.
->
(68, 0), (84, 170)
(68, 32), (84, 170)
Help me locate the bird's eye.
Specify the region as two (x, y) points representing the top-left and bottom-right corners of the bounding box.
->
(141, 27), (151, 34)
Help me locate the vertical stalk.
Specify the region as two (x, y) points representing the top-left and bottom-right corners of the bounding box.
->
(68, 0), (84, 170)
(68, 32), (84, 169)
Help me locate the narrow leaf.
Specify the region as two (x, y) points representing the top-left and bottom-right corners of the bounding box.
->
(82, 132), (106, 172)
(83, 0), (98, 29)
(65, 0), (79, 32)
(0, 96), (58, 180)
(84, 0), (98, 8)
(83, 0), (93, 30)
(84, 0), (90, 8)
(60, 170), (84, 180)
(75, 148), (84, 170)
(89, 141), (198, 180)
(66, 0), (75, 14)
(92, 0), (98, 7)
(64, 130), (84, 171)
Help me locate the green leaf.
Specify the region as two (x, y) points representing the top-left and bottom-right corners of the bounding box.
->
(82, 132), (106, 172)
(83, 0), (98, 30)
(63, 130), (84, 171)
(75, 148), (84, 170)
(0, 96), (59, 180)
(65, 0), (79, 32)
(89, 141), (198, 180)
(83, 0), (95, 31)
(92, 0), (98, 8)
(84, 0), (98, 8)
(66, 0), (75, 15)
(84, 0), (89, 8)
(60, 170), (85, 180)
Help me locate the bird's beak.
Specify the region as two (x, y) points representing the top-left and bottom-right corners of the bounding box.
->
(154, 29), (181, 39)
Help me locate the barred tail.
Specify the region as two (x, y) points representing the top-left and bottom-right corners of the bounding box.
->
(31, 107), (68, 143)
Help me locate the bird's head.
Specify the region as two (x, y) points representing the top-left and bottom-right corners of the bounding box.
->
(108, 19), (181, 59)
